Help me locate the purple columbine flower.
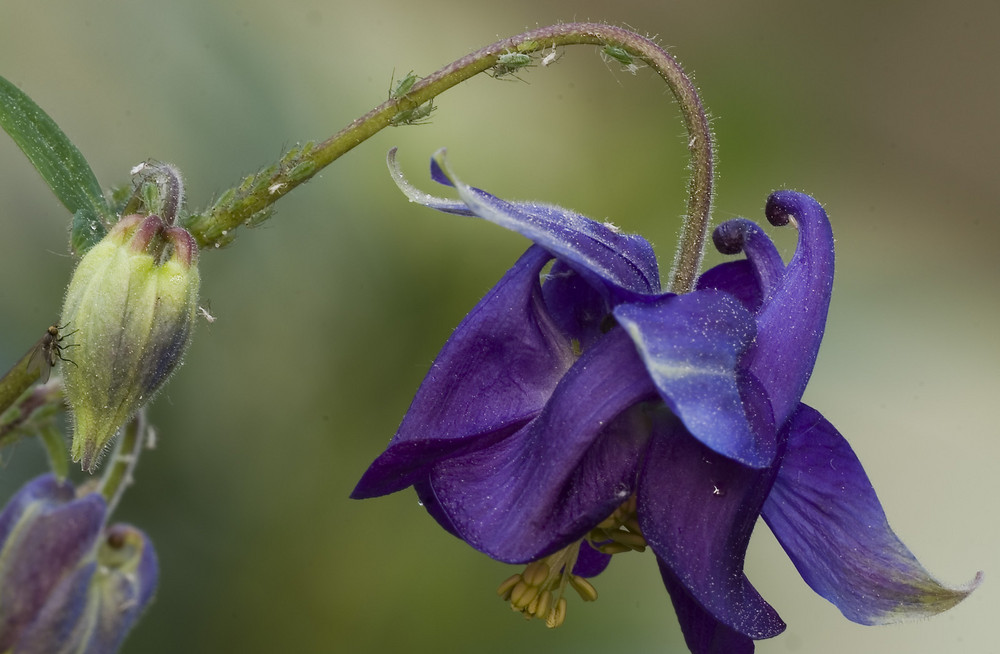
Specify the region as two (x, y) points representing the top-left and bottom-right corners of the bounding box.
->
(353, 149), (980, 652)
(0, 475), (158, 654)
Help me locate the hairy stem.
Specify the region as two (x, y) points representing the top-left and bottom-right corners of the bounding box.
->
(183, 22), (713, 292)
(99, 408), (148, 515)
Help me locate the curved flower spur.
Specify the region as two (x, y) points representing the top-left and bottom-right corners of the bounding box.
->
(354, 151), (979, 652)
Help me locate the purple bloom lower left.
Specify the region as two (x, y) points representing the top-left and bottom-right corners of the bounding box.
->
(0, 474), (158, 654)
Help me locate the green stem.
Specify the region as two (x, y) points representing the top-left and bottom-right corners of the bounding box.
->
(0, 327), (57, 415)
(99, 408), (147, 515)
(0, 379), (63, 450)
(183, 22), (714, 293)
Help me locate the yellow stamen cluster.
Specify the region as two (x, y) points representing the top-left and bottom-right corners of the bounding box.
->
(495, 495), (646, 628)
(588, 494), (646, 554)
(496, 545), (596, 628)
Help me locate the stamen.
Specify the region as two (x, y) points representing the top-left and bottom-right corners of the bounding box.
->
(568, 575), (598, 602)
(494, 494), (646, 628)
(546, 597), (568, 628)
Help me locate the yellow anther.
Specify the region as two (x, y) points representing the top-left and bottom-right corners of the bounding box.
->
(569, 575), (599, 602)
(623, 517), (642, 535)
(532, 589), (553, 619)
(595, 542), (632, 555)
(606, 528), (647, 551)
(497, 574), (521, 600)
(595, 515), (619, 530)
(522, 560), (550, 586)
(510, 580), (540, 609)
(546, 597), (568, 628)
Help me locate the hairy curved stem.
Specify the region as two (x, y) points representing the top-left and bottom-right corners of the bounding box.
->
(99, 408), (148, 515)
(183, 22), (714, 293)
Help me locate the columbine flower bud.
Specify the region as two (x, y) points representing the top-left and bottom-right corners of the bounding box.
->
(0, 475), (158, 653)
(61, 214), (200, 471)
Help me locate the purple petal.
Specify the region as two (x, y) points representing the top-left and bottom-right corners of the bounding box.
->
(352, 245), (573, 498)
(710, 218), (786, 304)
(14, 561), (95, 654)
(572, 540), (612, 578)
(614, 290), (775, 468)
(386, 147), (472, 216)
(695, 261), (762, 312)
(17, 524), (159, 654)
(410, 150), (662, 300)
(658, 558), (759, 654)
(541, 260), (611, 351)
(0, 476), (106, 650)
(0, 474), (74, 546)
(744, 191), (834, 426)
(637, 407), (785, 639)
(698, 217), (786, 313)
(427, 328), (658, 563)
(761, 404), (982, 624)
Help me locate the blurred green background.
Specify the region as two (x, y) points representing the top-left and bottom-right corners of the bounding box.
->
(1, 1), (996, 652)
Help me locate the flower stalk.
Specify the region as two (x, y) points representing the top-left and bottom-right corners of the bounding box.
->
(183, 22), (713, 293)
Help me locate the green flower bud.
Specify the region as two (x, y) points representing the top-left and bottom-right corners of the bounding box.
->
(61, 214), (199, 471)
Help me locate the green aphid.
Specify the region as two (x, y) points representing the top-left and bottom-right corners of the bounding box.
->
(601, 45), (640, 75)
(491, 51), (533, 79)
(390, 99), (436, 126)
(387, 70), (435, 126)
(389, 70), (419, 99)
(601, 45), (634, 66)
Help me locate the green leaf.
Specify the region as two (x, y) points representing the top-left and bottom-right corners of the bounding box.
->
(0, 74), (112, 252)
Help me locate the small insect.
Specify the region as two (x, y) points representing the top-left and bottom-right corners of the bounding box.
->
(601, 44), (640, 75)
(490, 51), (533, 80)
(27, 324), (78, 383)
(388, 70), (419, 99)
(541, 46), (562, 67)
(196, 305), (217, 324)
(387, 70), (436, 126)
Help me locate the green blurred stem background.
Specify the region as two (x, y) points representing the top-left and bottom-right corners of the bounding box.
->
(0, 1), (996, 652)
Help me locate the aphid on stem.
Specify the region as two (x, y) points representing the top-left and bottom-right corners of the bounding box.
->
(541, 45), (563, 67)
(388, 70), (436, 126)
(490, 51), (533, 80)
(600, 44), (641, 75)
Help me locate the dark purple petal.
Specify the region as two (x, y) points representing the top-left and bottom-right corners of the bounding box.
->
(637, 406), (785, 639)
(0, 475), (106, 650)
(658, 558), (759, 654)
(572, 540), (612, 578)
(427, 328), (658, 563)
(541, 260), (611, 351)
(744, 192), (834, 426)
(392, 149), (662, 300)
(711, 218), (786, 303)
(761, 404), (982, 624)
(698, 217), (786, 313)
(614, 290), (775, 468)
(352, 245), (573, 498)
(695, 261), (762, 312)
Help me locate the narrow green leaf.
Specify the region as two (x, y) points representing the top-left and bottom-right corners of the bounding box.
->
(39, 423), (69, 481)
(0, 74), (112, 251)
